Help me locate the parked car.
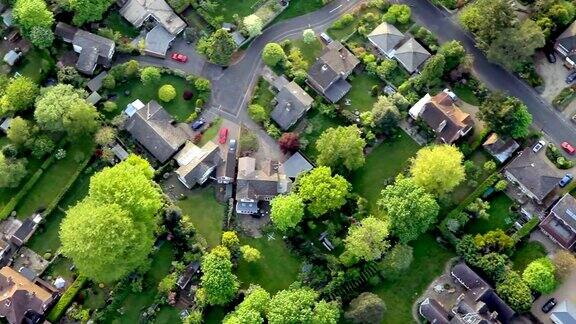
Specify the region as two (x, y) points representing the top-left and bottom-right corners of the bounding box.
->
(559, 174), (574, 188)
(561, 141), (575, 155)
(546, 51), (557, 63)
(566, 71), (576, 83)
(572, 114), (576, 123)
(319, 32), (332, 44)
(191, 118), (205, 130)
(229, 139), (237, 152)
(171, 52), (188, 63)
(542, 298), (557, 313)
(533, 140), (546, 153)
(218, 128), (228, 144)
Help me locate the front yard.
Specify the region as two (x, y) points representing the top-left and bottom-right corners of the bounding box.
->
(177, 187), (225, 248)
(290, 38), (323, 66)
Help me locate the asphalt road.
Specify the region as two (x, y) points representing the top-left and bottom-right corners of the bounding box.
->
(395, 0), (576, 146)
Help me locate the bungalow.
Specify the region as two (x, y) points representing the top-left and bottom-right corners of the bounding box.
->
(367, 22), (404, 58)
(174, 141), (222, 189)
(409, 90), (474, 144)
(504, 147), (564, 205)
(270, 81), (314, 130)
(540, 194), (576, 250)
(307, 41), (359, 103)
(393, 38), (430, 74)
(55, 22), (115, 75)
(124, 100), (188, 164)
(483, 133), (520, 163)
(555, 21), (576, 69)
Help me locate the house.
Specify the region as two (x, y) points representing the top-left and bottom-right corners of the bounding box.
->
(144, 25), (176, 57)
(483, 133), (520, 163)
(0, 266), (58, 324)
(418, 298), (451, 324)
(235, 157), (290, 215)
(3, 50), (21, 66)
(550, 300), (576, 324)
(174, 141), (222, 189)
(393, 38), (430, 74)
(9, 217), (39, 247)
(271, 81), (314, 130)
(450, 263), (516, 324)
(409, 90), (474, 144)
(55, 22), (115, 75)
(281, 152), (313, 179)
(119, 0), (186, 35)
(307, 41), (359, 103)
(124, 100), (188, 164)
(540, 194), (576, 250)
(367, 22), (404, 58)
(554, 21), (576, 69)
(504, 147), (564, 205)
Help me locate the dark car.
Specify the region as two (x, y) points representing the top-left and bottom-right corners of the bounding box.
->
(542, 298), (557, 313)
(566, 71), (576, 83)
(546, 51), (557, 63)
(559, 174), (574, 188)
(191, 118), (205, 130)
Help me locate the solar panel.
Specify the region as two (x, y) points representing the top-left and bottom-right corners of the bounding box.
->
(567, 209), (576, 221)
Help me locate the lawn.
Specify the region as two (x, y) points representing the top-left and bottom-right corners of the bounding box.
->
(177, 187), (225, 248)
(274, 0), (325, 22)
(209, 0), (260, 22)
(463, 193), (515, 235)
(27, 168), (94, 254)
(300, 110), (341, 160)
(198, 117), (223, 146)
(372, 233), (455, 324)
(511, 241), (547, 272)
(290, 38), (323, 66)
(43, 256), (75, 283)
(103, 11), (139, 38)
(16, 48), (55, 83)
(15, 139), (94, 218)
(453, 83), (481, 106)
(154, 306), (181, 323)
(236, 236), (301, 293)
(0, 156), (43, 212)
(111, 74), (197, 122)
(342, 73), (382, 112)
(351, 132), (420, 209)
(450, 150), (492, 205)
(327, 23), (357, 42)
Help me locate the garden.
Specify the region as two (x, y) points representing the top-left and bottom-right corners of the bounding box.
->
(342, 73), (382, 113)
(177, 187), (226, 248)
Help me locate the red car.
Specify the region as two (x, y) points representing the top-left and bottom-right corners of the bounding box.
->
(171, 52), (188, 63)
(562, 141), (575, 155)
(218, 128), (229, 144)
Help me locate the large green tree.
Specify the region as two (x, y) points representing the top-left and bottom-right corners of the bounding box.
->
(410, 145), (465, 196)
(379, 244), (413, 279)
(496, 270), (533, 312)
(223, 285), (270, 324)
(460, 0), (515, 47)
(523, 257), (557, 294)
(419, 54), (446, 89)
(6, 117), (35, 147)
(13, 0), (53, 35)
(200, 246), (239, 305)
(197, 29), (237, 66)
(344, 292), (386, 324)
(341, 217), (390, 264)
(0, 77), (38, 115)
(270, 193), (305, 231)
(296, 166), (350, 217)
(0, 153), (27, 188)
(378, 176), (439, 243)
(367, 96), (400, 136)
(438, 40), (467, 71)
(478, 92), (533, 139)
(69, 0), (115, 25)
(266, 288), (339, 324)
(486, 20), (545, 71)
(262, 43), (286, 67)
(316, 125), (366, 172)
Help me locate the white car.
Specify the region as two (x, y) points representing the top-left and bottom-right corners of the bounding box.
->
(533, 140), (546, 153)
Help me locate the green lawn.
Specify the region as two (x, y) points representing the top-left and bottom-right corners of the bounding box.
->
(453, 84), (481, 106)
(351, 132), (420, 209)
(209, 0), (260, 22)
(290, 38), (323, 66)
(511, 241), (547, 272)
(236, 236), (301, 293)
(300, 110), (341, 161)
(15, 139), (94, 218)
(177, 187), (225, 248)
(43, 256), (75, 283)
(343, 73), (382, 112)
(463, 193), (515, 235)
(199, 118), (223, 146)
(0, 156), (43, 212)
(103, 11), (139, 38)
(450, 150), (491, 205)
(111, 74), (197, 122)
(274, 0), (325, 22)
(154, 306), (181, 323)
(327, 23), (357, 42)
(373, 233), (455, 324)
(16, 48), (55, 83)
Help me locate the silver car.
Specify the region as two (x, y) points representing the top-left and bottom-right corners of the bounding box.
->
(532, 140), (546, 153)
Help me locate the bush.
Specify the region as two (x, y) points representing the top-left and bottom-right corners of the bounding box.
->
(248, 104), (269, 124)
(0, 169), (43, 220)
(183, 90), (194, 100)
(46, 276), (87, 322)
(332, 13), (354, 29)
(511, 218), (539, 243)
(102, 101), (117, 112)
(546, 144), (575, 169)
(158, 84), (177, 102)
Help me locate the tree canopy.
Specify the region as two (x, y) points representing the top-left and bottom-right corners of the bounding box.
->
(523, 257), (557, 294)
(342, 217), (390, 264)
(0, 153), (27, 188)
(244, 14), (263, 37)
(266, 288), (339, 324)
(315, 125), (366, 172)
(197, 29), (237, 66)
(224, 285), (270, 324)
(410, 145), (465, 196)
(262, 43), (286, 67)
(13, 0), (53, 36)
(296, 166), (350, 217)
(0, 76), (38, 115)
(270, 193), (305, 231)
(200, 246), (239, 305)
(69, 0), (115, 25)
(478, 92), (533, 139)
(496, 270), (533, 312)
(379, 244), (414, 279)
(344, 292), (386, 324)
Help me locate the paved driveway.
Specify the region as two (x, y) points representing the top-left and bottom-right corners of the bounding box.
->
(531, 265), (576, 323)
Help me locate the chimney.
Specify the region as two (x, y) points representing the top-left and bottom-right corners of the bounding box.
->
(285, 102), (291, 111)
(321, 64), (328, 72)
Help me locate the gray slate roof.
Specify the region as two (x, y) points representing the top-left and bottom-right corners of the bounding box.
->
(282, 152), (313, 179)
(271, 81), (313, 130)
(86, 71), (108, 92)
(125, 100), (188, 163)
(175, 141), (221, 188)
(551, 194), (576, 231)
(120, 0), (186, 35)
(541, 194), (576, 249)
(556, 21), (576, 60)
(145, 25), (175, 57)
(419, 298), (450, 324)
(368, 22), (404, 56)
(483, 133), (520, 163)
(394, 38), (430, 73)
(551, 300), (576, 324)
(235, 157), (279, 202)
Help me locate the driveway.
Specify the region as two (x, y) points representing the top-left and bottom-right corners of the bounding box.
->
(535, 51), (569, 104)
(531, 262), (576, 323)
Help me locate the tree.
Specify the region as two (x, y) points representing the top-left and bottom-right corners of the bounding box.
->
(57, 66), (85, 87)
(496, 270), (533, 312)
(312, 300), (340, 324)
(240, 245), (261, 262)
(270, 193), (305, 231)
(262, 43), (286, 67)
(523, 257), (557, 294)
(278, 132), (300, 154)
(1, 76), (38, 114)
(94, 126), (117, 146)
(460, 0), (515, 48)
(478, 92), (533, 139)
(6, 117), (34, 147)
(29, 26), (54, 48)
(438, 40), (466, 71)
(0, 154), (27, 188)
(69, 0), (115, 25)
(248, 104), (269, 123)
(378, 175), (439, 243)
(344, 292), (386, 324)
(244, 14), (263, 37)
(197, 29), (237, 66)
(303, 29), (316, 44)
(552, 250), (576, 280)
(266, 288), (337, 324)
(13, 0), (53, 35)
(483, 160), (497, 172)
(341, 217), (390, 264)
(316, 125), (366, 172)
(410, 145), (465, 196)
(221, 231), (240, 252)
(64, 99), (100, 137)
(474, 229), (514, 253)
(379, 244), (413, 279)
(200, 246), (239, 305)
(30, 135), (54, 159)
(383, 4), (411, 25)
(158, 273), (177, 294)
(224, 285), (270, 324)
(140, 66), (162, 85)
(158, 84), (177, 102)
(296, 166), (350, 217)
(369, 96), (400, 135)
(419, 54), (446, 88)
(477, 252), (509, 281)
(486, 20), (545, 71)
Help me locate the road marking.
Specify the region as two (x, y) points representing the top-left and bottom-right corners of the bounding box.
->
(330, 4), (343, 12)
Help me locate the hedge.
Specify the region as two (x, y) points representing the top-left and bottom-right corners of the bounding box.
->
(512, 217), (539, 243)
(46, 275), (87, 322)
(0, 169), (44, 220)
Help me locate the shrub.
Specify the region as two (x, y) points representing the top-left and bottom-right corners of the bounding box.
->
(46, 276), (87, 322)
(546, 143), (575, 169)
(183, 90), (194, 100)
(158, 84), (177, 102)
(332, 13), (354, 29)
(195, 98), (204, 108)
(102, 101), (117, 112)
(248, 104), (269, 124)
